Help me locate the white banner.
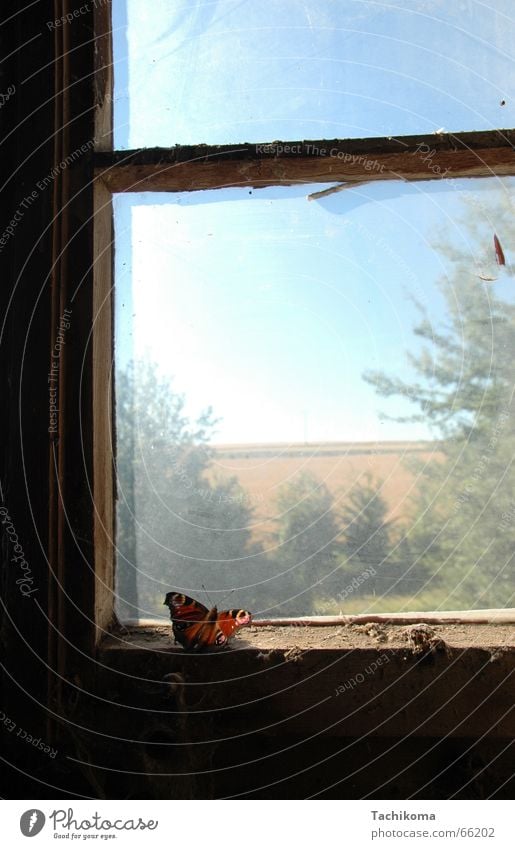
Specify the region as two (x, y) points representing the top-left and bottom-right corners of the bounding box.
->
(1, 800), (513, 848)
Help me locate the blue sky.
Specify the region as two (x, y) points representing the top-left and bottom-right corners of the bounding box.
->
(112, 1), (515, 445)
(113, 0), (515, 148)
(114, 176), (515, 444)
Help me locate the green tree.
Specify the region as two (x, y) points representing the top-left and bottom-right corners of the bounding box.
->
(337, 473), (433, 603)
(268, 472), (341, 615)
(115, 360), (258, 619)
(337, 473), (392, 591)
(341, 473), (391, 560)
(364, 203), (515, 609)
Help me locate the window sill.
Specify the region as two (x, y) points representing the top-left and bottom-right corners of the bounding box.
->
(97, 621), (515, 739)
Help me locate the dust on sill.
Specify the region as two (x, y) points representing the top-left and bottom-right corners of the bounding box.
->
(104, 622), (515, 652)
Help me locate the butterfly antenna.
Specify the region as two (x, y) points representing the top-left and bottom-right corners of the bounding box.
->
(201, 583), (215, 609)
(202, 584), (236, 610)
(216, 588), (236, 609)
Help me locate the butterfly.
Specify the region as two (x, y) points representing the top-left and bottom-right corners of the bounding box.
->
(163, 592), (252, 650)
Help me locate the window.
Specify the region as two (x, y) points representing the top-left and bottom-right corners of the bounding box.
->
(114, 0), (515, 147)
(98, 0), (515, 627)
(8, 0), (515, 807)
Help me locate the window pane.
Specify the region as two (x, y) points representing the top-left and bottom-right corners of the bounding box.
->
(113, 0), (515, 148)
(115, 177), (515, 621)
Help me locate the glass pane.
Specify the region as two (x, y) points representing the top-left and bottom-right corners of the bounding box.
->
(113, 0), (515, 148)
(114, 177), (515, 621)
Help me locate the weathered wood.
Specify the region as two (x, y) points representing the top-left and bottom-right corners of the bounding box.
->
(99, 637), (515, 739)
(93, 180), (115, 640)
(95, 129), (515, 193)
(46, 0), (99, 707)
(1, 0), (55, 742)
(93, 0), (113, 151)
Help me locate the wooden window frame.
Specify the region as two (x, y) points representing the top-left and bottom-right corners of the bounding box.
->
(89, 1), (515, 647)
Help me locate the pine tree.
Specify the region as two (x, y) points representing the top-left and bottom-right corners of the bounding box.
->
(115, 360), (258, 618)
(269, 471), (341, 615)
(364, 200), (515, 609)
(337, 473), (392, 592)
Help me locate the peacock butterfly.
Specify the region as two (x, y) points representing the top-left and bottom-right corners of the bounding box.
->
(163, 591), (252, 650)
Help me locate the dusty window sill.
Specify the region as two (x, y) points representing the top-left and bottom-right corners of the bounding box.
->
(96, 620), (515, 740)
(111, 610), (515, 653)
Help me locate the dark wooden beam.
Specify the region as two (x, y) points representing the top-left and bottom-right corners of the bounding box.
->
(98, 634), (515, 739)
(1, 0), (55, 742)
(95, 129), (515, 193)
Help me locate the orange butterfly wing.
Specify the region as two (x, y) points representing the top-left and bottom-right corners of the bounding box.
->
(217, 609), (252, 641)
(164, 592), (213, 649)
(164, 592), (251, 650)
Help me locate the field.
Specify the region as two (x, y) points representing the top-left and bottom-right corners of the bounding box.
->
(208, 440), (442, 540)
